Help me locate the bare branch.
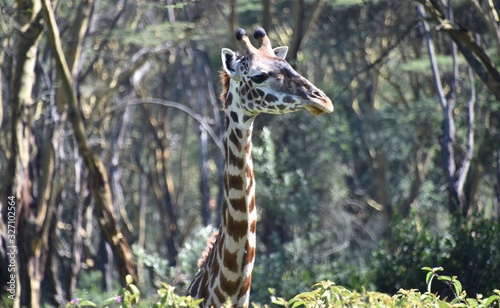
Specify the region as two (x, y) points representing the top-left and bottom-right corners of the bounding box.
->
(415, 0), (500, 100)
(417, 4), (446, 109)
(108, 98), (225, 155)
(455, 66), (475, 204)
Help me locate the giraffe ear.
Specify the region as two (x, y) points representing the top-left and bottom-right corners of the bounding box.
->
(221, 48), (239, 78)
(273, 46), (288, 59)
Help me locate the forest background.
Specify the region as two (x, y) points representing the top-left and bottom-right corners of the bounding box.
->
(1, 0), (500, 307)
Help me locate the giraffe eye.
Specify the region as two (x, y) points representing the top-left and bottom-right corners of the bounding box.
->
(250, 74), (269, 84)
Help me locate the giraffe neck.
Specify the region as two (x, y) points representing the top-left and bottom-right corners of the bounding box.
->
(188, 94), (257, 307)
(220, 104), (257, 305)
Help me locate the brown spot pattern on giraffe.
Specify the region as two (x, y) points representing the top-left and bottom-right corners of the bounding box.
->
(214, 286), (226, 304)
(242, 114), (253, 123)
(211, 258), (220, 286)
(227, 213), (248, 241)
(218, 233), (224, 256)
(228, 150), (244, 170)
(223, 249), (239, 273)
(189, 275), (201, 295)
(249, 220), (257, 234)
(277, 103), (287, 110)
(229, 130), (242, 152)
(264, 94), (278, 102)
(230, 111), (239, 123)
(229, 196), (246, 212)
(235, 128), (243, 139)
(220, 272), (242, 294)
(199, 273), (209, 299)
(248, 195), (256, 212)
(226, 92), (233, 106)
(227, 174), (244, 192)
(244, 240), (256, 265)
(239, 275), (252, 298)
(245, 166), (254, 195)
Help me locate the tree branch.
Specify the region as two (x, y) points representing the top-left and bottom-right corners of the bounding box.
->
(109, 98), (225, 155)
(415, 0), (500, 100)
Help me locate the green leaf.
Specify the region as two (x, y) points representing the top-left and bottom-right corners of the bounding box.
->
(452, 279), (462, 295)
(437, 301), (451, 308)
(78, 300), (97, 307)
(438, 275), (451, 282)
(100, 298), (118, 306)
(422, 267), (433, 272)
(192, 299), (204, 305)
(426, 273), (435, 293)
(466, 298), (479, 307)
(129, 284), (141, 301)
(271, 296), (288, 306)
(425, 271), (433, 285)
(291, 300), (307, 308)
(484, 295), (500, 307)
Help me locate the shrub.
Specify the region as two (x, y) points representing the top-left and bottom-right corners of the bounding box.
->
(68, 269), (500, 307)
(372, 213), (500, 297)
(271, 269), (500, 308)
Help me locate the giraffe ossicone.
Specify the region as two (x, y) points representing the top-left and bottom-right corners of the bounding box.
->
(187, 27), (333, 307)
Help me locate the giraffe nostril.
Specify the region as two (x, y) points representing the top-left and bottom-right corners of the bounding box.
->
(311, 90), (323, 98)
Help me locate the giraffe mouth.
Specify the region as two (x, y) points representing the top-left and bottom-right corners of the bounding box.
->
(305, 97), (334, 116)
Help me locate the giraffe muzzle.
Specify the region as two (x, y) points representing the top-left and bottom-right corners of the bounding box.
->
(305, 90), (334, 115)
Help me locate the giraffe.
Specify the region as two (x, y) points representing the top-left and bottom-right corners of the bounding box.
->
(187, 27), (333, 307)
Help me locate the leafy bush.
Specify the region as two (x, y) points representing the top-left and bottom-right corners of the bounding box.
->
(66, 274), (202, 308)
(271, 268), (500, 308)
(67, 267), (500, 307)
(372, 213), (500, 297)
(178, 225), (218, 278)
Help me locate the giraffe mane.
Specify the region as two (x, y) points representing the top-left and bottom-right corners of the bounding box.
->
(197, 230), (219, 269)
(220, 69), (230, 110)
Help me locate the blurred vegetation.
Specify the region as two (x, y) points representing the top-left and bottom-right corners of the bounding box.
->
(1, 0), (500, 307)
(373, 213), (500, 298)
(59, 270), (500, 307)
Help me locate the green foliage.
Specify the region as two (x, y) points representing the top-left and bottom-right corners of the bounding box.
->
(400, 54), (467, 75)
(271, 269), (500, 308)
(69, 270), (500, 308)
(178, 225), (218, 278)
(74, 270), (120, 306)
(252, 233), (372, 304)
(111, 22), (196, 47)
(440, 216), (500, 296)
(0, 293), (13, 308)
(133, 245), (169, 279)
(67, 274), (203, 308)
(154, 283), (203, 308)
(372, 213), (500, 297)
(250, 127), (363, 303)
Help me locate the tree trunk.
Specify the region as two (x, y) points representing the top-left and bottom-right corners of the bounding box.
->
(41, 0), (137, 285)
(4, 1), (44, 307)
(417, 3), (475, 217)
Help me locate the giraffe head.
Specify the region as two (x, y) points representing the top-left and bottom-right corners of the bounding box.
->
(221, 27), (333, 117)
